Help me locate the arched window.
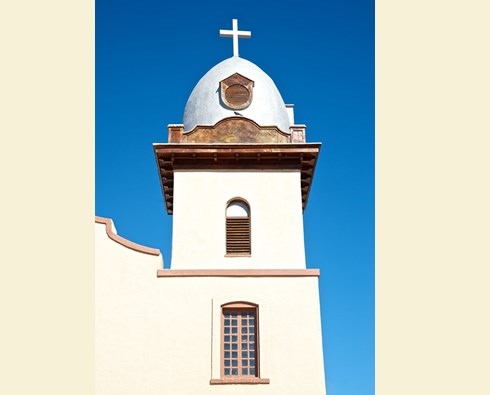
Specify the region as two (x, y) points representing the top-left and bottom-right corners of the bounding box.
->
(221, 302), (259, 379)
(225, 199), (251, 256)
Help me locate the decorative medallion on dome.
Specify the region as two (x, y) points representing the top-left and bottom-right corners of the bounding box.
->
(220, 73), (254, 110)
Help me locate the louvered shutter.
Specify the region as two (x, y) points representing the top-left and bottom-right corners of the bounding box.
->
(226, 217), (251, 254)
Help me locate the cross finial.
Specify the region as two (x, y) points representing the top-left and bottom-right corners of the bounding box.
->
(219, 19), (251, 57)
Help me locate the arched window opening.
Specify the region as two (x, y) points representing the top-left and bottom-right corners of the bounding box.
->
(226, 199), (251, 256)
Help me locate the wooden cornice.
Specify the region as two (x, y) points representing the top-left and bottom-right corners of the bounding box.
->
(153, 143), (321, 215)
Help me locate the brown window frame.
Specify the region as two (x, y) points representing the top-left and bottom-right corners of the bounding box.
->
(225, 198), (251, 257)
(221, 302), (260, 379)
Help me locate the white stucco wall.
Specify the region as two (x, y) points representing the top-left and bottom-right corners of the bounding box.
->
(95, 221), (326, 395)
(171, 170), (306, 269)
(95, 221), (164, 395)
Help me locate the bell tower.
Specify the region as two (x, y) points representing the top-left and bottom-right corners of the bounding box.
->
(152, 19), (326, 392)
(154, 20), (320, 271)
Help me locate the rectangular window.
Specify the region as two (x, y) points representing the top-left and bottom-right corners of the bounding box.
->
(222, 306), (258, 378)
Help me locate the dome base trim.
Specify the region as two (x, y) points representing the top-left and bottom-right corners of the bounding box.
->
(169, 117), (293, 144)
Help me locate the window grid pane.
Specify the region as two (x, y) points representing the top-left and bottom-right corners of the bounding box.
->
(223, 308), (258, 378)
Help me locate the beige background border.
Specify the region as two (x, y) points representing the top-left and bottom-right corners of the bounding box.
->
(1, 0), (489, 394)
(0, 1), (94, 394)
(376, 0), (490, 394)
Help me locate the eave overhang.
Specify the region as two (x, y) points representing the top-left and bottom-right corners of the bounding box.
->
(153, 143), (321, 215)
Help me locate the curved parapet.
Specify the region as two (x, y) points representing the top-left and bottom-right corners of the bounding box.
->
(95, 216), (161, 256)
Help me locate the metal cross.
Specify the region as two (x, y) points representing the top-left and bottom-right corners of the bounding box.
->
(219, 19), (251, 57)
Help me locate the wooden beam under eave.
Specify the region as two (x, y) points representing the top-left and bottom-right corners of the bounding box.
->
(153, 143), (321, 214)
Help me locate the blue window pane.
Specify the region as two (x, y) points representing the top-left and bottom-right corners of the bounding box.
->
(232, 360), (238, 367)
(232, 368), (238, 375)
(232, 352), (238, 358)
(232, 319), (237, 326)
(224, 335), (230, 342)
(224, 368), (230, 375)
(224, 343), (230, 350)
(224, 360), (230, 367)
(232, 336), (237, 342)
(242, 368), (248, 375)
(250, 351), (255, 358)
(242, 344), (248, 350)
(232, 343), (238, 350)
(231, 313), (237, 318)
(250, 368), (255, 375)
(224, 327), (230, 334)
(249, 335), (255, 341)
(224, 319), (230, 326)
(249, 327), (255, 334)
(224, 313), (231, 318)
(243, 360), (248, 366)
(242, 351), (248, 358)
(241, 335), (247, 342)
(224, 352), (230, 358)
(250, 343), (255, 350)
(242, 327), (248, 334)
(250, 359), (255, 367)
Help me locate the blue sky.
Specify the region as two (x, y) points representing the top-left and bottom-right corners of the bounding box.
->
(96, 1), (374, 394)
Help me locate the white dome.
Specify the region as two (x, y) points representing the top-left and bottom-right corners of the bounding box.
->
(183, 57), (291, 133)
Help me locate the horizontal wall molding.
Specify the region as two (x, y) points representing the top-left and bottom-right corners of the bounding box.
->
(157, 269), (320, 277)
